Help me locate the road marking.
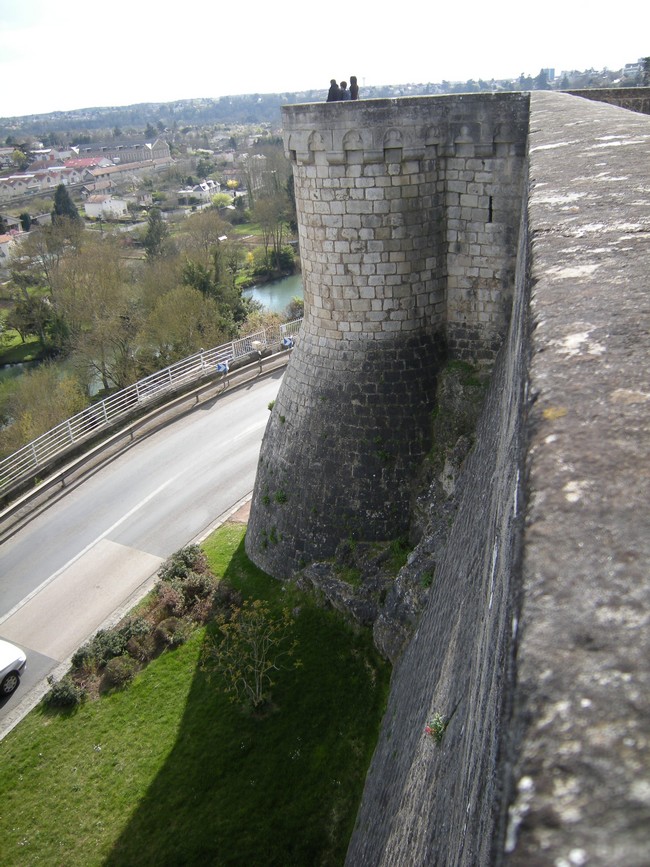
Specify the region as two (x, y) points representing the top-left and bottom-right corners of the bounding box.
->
(231, 418), (269, 443)
(1, 540), (164, 660)
(0, 474), (180, 628)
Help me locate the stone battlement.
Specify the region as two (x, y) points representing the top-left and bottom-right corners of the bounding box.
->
(282, 93), (528, 360)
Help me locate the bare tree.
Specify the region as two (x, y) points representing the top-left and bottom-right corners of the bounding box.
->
(201, 599), (299, 710)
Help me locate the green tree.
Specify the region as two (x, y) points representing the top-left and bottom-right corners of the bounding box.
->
(138, 285), (233, 368)
(0, 364), (86, 458)
(212, 192), (232, 208)
(51, 184), (81, 226)
(5, 294), (51, 345)
(56, 236), (138, 390)
(11, 149), (29, 171)
(253, 192), (290, 273)
(642, 57), (650, 86)
(201, 599), (299, 709)
(142, 208), (169, 260)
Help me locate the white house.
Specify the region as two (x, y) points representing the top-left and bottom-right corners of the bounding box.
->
(177, 178), (221, 203)
(84, 195), (128, 219)
(0, 232), (20, 264)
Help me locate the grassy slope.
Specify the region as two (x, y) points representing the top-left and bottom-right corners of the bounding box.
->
(0, 524), (390, 866)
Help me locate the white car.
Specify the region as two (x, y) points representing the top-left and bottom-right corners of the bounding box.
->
(0, 639), (27, 697)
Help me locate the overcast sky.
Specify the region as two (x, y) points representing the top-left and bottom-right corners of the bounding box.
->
(1, 0), (647, 118)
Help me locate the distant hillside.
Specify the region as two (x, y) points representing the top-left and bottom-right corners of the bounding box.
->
(1, 65), (644, 140)
(1, 85), (449, 138)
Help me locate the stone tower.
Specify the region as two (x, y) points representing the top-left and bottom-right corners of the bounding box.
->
(245, 94), (528, 579)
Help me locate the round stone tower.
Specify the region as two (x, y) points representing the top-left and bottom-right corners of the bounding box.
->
(245, 95), (528, 579)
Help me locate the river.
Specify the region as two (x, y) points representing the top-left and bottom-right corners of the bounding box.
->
(243, 273), (303, 313)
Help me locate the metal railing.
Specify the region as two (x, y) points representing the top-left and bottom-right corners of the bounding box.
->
(0, 319), (302, 499)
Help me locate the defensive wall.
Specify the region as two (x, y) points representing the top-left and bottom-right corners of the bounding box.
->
(246, 90), (650, 864)
(564, 86), (650, 116)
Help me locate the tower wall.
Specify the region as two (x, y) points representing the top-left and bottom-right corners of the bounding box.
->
(246, 94), (528, 578)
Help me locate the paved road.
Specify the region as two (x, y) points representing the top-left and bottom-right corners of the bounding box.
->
(0, 371), (282, 731)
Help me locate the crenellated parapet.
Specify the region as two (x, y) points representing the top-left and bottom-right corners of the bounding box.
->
(245, 94), (529, 578)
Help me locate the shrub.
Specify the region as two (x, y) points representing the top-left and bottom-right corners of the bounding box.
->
(155, 617), (192, 649)
(126, 633), (157, 663)
(120, 616), (151, 641)
(181, 570), (217, 605)
(71, 643), (96, 672)
(155, 582), (186, 618)
(71, 627), (128, 671)
(89, 628), (128, 667)
(44, 676), (85, 708)
(158, 545), (209, 583)
(103, 655), (139, 689)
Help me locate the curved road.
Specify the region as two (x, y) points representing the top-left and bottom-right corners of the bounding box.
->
(0, 370), (282, 731)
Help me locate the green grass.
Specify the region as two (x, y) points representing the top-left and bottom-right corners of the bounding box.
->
(0, 524), (390, 866)
(0, 332), (44, 365)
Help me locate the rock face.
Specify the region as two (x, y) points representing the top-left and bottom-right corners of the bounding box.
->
(245, 94), (528, 580)
(286, 360), (488, 663)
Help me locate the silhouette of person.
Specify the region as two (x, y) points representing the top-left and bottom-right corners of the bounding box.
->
(339, 81), (351, 100)
(350, 76), (359, 100)
(327, 79), (342, 102)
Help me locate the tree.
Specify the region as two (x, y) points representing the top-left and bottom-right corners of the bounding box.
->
(51, 184), (81, 227)
(253, 192), (290, 273)
(56, 236), (139, 390)
(643, 57), (650, 86)
(11, 149), (29, 171)
(284, 296), (304, 321)
(138, 285), (233, 368)
(142, 208), (169, 260)
(5, 294), (52, 345)
(0, 364), (86, 458)
(178, 209), (230, 264)
(201, 599), (299, 709)
(212, 192), (232, 209)
(11, 220), (82, 321)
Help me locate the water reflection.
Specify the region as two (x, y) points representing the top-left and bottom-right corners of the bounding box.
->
(0, 362), (37, 385)
(243, 273), (303, 313)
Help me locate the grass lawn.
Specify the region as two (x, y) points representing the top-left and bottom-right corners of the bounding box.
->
(0, 524), (390, 866)
(0, 332), (44, 365)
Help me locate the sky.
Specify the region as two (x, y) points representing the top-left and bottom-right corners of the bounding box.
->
(0, 0), (647, 118)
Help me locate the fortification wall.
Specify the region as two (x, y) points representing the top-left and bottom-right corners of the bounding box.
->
(564, 86), (650, 116)
(245, 94), (528, 578)
(346, 93), (650, 866)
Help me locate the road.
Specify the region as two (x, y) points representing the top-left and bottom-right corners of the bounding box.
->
(0, 370), (282, 730)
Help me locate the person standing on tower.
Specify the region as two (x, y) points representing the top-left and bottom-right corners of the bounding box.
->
(350, 76), (359, 99)
(327, 79), (342, 101)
